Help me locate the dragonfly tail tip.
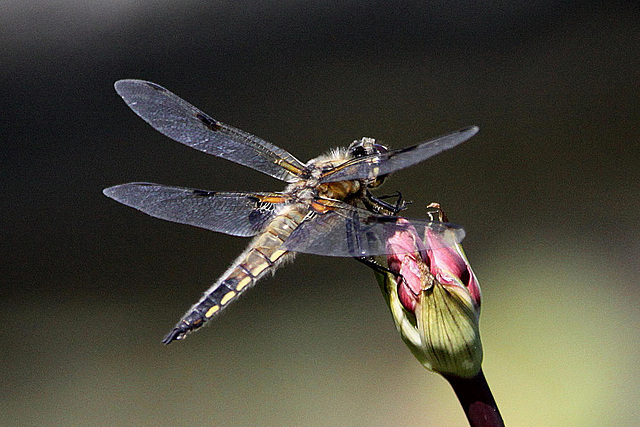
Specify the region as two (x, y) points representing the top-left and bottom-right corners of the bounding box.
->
(162, 328), (184, 345)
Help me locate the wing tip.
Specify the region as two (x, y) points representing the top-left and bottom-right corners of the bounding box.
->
(461, 125), (480, 137)
(103, 182), (159, 200)
(114, 79), (137, 94)
(114, 79), (165, 96)
(102, 185), (119, 199)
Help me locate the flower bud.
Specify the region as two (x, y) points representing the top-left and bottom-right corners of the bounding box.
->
(375, 204), (482, 378)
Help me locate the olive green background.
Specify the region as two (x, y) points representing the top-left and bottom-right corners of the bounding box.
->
(3, 2), (639, 426)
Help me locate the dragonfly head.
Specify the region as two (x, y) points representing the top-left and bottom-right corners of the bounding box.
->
(348, 137), (390, 188)
(348, 137), (388, 158)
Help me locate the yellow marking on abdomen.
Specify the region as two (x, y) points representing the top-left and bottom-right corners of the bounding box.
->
(220, 291), (236, 305)
(270, 249), (287, 262)
(205, 305), (220, 318)
(250, 261), (270, 277)
(236, 277), (252, 291)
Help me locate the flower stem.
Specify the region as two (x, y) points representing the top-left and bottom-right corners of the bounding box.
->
(443, 370), (504, 427)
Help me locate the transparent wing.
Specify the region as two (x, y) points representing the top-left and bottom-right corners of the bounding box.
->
(103, 183), (291, 237)
(114, 80), (306, 183)
(282, 201), (465, 257)
(319, 127), (478, 183)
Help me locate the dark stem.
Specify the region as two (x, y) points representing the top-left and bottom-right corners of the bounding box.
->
(443, 370), (504, 427)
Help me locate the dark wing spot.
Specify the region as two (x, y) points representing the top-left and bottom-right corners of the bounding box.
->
(388, 145), (418, 157)
(145, 82), (166, 92)
(248, 210), (267, 227)
(191, 189), (216, 197)
(196, 112), (222, 131)
(248, 198), (276, 228)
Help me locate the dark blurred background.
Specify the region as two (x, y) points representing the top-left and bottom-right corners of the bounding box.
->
(2, 1), (639, 425)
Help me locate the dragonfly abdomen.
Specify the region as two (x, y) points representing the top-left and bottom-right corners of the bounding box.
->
(162, 207), (306, 344)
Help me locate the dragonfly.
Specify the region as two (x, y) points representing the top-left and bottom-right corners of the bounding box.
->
(104, 80), (479, 344)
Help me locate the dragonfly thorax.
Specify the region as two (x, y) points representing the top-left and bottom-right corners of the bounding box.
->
(286, 175), (363, 202)
(317, 180), (363, 201)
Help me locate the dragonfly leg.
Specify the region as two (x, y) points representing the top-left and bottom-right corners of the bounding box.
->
(426, 202), (448, 222)
(364, 190), (411, 215)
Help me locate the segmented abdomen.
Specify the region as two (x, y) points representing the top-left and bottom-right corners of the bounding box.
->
(162, 206), (306, 344)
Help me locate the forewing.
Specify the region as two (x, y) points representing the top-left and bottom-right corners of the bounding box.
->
(114, 80), (306, 182)
(103, 183), (289, 237)
(319, 126), (478, 183)
(282, 202), (465, 257)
